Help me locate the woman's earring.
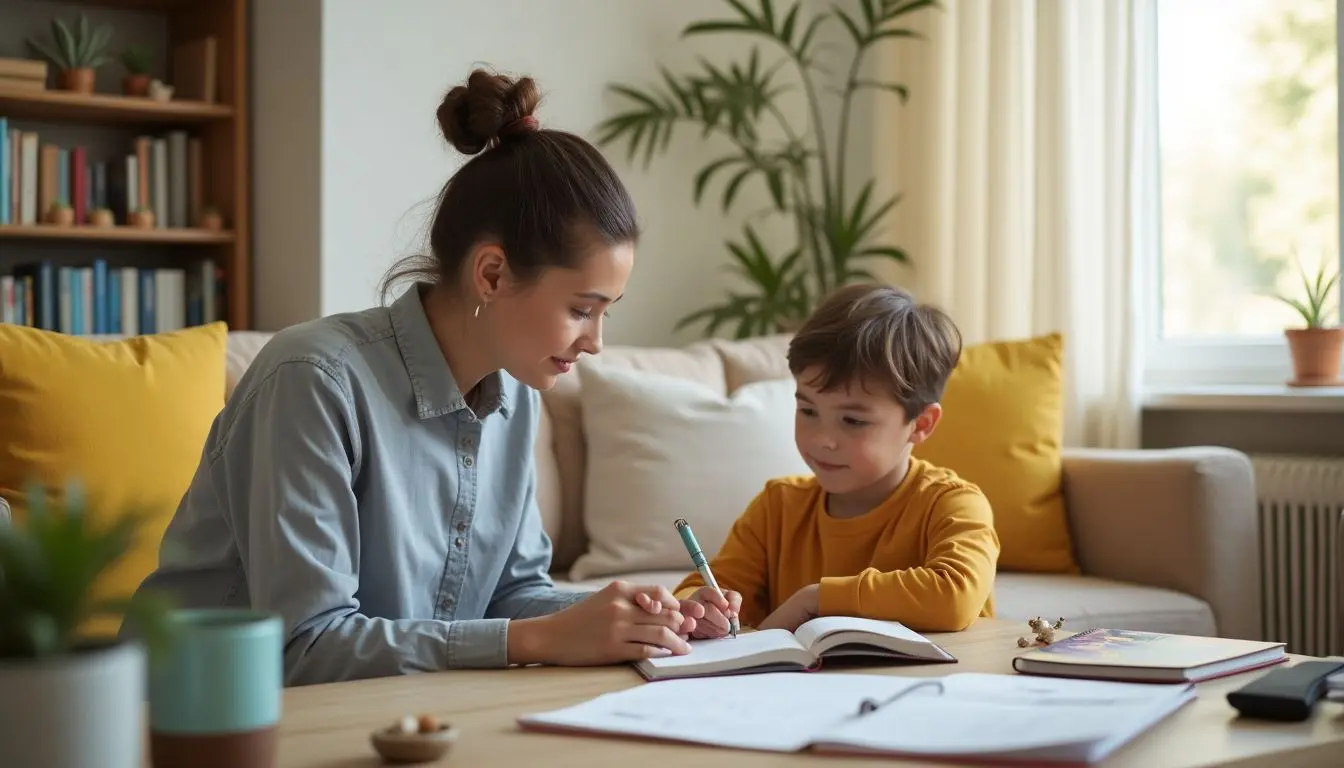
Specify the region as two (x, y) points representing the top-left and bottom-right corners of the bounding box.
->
(473, 304), (481, 319)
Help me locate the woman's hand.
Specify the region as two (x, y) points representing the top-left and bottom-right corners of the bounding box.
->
(757, 584), (819, 633)
(683, 586), (743, 639)
(507, 581), (693, 666)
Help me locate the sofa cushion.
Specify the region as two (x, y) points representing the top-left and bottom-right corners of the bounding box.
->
(993, 572), (1216, 637)
(913, 332), (1077, 574)
(553, 570), (1217, 638)
(540, 343), (726, 571)
(0, 322), (229, 635)
(568, 362), (810, 580)
(711, 334), (792, 392)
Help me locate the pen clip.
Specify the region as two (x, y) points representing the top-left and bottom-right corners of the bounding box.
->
(855, 680), (945, 717)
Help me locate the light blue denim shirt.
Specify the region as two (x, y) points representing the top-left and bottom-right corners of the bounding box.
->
(134, 283), (588, 686)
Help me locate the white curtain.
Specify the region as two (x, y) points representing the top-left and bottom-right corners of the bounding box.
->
(876, 0), (1154, 449)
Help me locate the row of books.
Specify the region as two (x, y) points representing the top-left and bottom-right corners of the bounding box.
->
(0, 120), (206, 229)
(1, 259), (222, 336)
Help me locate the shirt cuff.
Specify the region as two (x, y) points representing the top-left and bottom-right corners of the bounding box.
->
(445, 618), (510, 668)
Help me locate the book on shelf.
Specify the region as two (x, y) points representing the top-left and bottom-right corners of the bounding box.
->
(0, 57), (47, 94)
(1, 259), (223, 335)
(635, 616), (956, 681)
(0, 120), (205, 229)
(518, 670), (1196, 765)
(1011, 627), (1287, 683)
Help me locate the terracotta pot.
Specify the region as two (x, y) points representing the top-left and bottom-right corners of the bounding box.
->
(130, 209), (155, 229)
(59, 68), (96, 94)
(47, 206), (74, 226)
(199, 210), (223, 231)
(1285, 327), (1344, 386)
(89, 209), (115, 227)
(123, 74), (151, 97)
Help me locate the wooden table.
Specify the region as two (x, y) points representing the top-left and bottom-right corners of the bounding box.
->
(273, 619), (1344, 767)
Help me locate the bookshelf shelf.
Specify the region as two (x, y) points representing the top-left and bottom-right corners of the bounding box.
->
(0, 88), (233, 125)
(0, 224), (234, 244)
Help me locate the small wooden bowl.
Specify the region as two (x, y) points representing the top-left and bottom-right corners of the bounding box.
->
(370, 722), (458, 764)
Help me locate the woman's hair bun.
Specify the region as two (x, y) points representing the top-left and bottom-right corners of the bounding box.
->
(437, 69), (542, 155)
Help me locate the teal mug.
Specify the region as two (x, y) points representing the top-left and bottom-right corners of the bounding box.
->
(148, 609), (284, 768)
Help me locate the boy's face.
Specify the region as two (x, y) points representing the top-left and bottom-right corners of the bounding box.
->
(793, 368), (941, 495)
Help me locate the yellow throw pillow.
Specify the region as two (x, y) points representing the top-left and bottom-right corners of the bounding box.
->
(0, 322), (228, 635)
(914, 332), (1078, 574)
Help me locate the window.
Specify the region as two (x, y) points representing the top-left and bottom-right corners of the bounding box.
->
(1148, 0), (1342, 386)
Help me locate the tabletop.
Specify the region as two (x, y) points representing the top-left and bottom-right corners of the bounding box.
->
(269, 619), (1344, 767)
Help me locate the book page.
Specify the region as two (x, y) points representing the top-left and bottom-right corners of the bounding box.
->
(518, 672), (921, 752)
(639, 628), (806, 674)
(795, 616), (934, 651)
(815, 673), (1194, 760)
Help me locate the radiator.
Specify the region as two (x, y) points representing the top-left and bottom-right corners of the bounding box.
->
(1252, 454), (1344, 657)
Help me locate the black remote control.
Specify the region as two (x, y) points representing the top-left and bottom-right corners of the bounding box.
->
(1226, 660), (1344, 722)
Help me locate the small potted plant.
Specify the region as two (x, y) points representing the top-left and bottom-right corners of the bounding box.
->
(89, 207), (115, 227)
(26, 15), (113, 94)
(199, 205), (224, 231)
(45, 201), (74, 226)
(0, 485), (177, 768)
(1274, 259), (1342, 387)
(120, 44), (152, 97)
(130, 206), (155, 229)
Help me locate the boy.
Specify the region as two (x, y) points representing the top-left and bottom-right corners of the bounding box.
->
(675, 283), (1000, 637)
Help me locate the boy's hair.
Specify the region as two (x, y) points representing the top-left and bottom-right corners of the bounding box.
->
(787, 283), (963, 418)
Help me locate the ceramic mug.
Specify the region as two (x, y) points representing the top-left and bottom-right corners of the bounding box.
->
(148, 609), (284, 768)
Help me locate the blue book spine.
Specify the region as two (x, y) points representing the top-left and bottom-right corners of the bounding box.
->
(39, 261), (55, 331)
(0, 118), (9, 225)
(93, 260), (107, 333)
(140, 269), (155, 333)
(109, 271), (121, 334)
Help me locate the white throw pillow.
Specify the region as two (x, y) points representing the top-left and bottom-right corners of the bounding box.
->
(568, 362), (813, 581)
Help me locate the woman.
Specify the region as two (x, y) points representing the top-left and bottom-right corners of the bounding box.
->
(134, 69), (709, 686)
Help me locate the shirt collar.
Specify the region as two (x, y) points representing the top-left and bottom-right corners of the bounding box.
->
(389, 283), (510, 421)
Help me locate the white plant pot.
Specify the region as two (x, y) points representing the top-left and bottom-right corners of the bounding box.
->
(0, 640), (146, 768)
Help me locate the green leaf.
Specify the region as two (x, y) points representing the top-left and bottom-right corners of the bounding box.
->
(854, 79), (910, 102)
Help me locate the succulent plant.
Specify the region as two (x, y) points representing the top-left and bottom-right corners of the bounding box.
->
(0, 483), (175, 659)
(27, 14), (114, 72)
(1273, 257), (1340, 329)
(121, 44), (152, 75)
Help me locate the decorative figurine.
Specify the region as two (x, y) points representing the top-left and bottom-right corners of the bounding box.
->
(1017, 616), (1066, 648)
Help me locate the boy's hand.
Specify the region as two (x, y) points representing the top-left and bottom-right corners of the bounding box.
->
(758, 584), (819, 633)
(684, 586), (743, 639)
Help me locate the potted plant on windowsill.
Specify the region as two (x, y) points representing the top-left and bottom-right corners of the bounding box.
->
(1274, 259), (1342, 387)
(0, 485), (177, 768)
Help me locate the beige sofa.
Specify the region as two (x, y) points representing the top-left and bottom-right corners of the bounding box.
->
(221, 330), (1262, 641)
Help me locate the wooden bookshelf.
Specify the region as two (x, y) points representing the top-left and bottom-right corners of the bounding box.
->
(0, 0), (252, 330)
(0, 224), (234, 244)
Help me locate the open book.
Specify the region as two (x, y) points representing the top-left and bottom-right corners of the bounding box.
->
(635, 616), (956, 681)
(1012, 628), (1287, 683)
(518, 671), (1196, 764)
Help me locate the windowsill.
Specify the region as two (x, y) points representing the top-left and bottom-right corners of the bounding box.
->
(1143, 383), (1344, 412)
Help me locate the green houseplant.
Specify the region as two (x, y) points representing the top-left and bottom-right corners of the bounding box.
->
(596, 0), (937, 338)
(121, 44), (153, 97)
(1273, 258), (1342, 386)
(26, 14), (114, 94)
(0, 485), (176, 768)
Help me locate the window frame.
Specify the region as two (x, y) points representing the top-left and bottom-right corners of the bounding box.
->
(1141, 0), (1344, 390)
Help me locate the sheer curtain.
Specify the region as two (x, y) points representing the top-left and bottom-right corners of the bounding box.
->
(875, 0), (1156, 448)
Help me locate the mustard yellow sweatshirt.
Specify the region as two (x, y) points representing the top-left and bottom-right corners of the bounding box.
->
(674, 458), (1000, 632)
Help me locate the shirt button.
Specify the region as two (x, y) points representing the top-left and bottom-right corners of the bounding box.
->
(440, 597), (453, 611)
(455, 537), (465, 548)
(456, 522), (467, 533)
(463, 456), (473, 467)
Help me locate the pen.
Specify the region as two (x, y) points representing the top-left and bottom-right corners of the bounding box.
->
(674, 517), (739, 638)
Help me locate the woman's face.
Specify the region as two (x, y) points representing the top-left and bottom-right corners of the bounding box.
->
(490, 241), (635, 390)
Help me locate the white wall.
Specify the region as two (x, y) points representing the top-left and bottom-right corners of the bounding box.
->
(254, 0), (816, 345)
